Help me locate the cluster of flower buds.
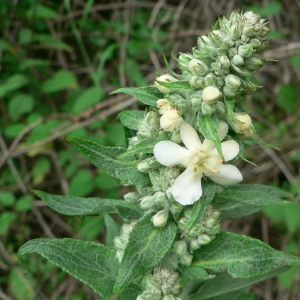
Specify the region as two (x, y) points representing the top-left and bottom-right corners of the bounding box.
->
(157, 99), (182, 131)
(113, 223), (134, 262)
(173, 206), (221, 266)
(230, 112), (254, 137)
(137, 268), (182, 300)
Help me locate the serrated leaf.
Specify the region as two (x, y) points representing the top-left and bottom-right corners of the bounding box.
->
(31, 189), (142, 222)
(118, 110), (145, 130)
(198, 114), (223, 160)
(113, 215), (177, 297)
(42, 70), (78, 93)
(192, 231), (300, 278)
(65, 137), (150, 186)
(18, 238), (141, 299)
(111, 86), (164, 106)
(186, 180), (216, 233)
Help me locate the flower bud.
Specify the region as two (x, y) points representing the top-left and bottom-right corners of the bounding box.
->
(162, 295), (176, 300)
(152, 210), (169, 227)
(145, 111), (160, 129)
(121, 223), (134, 235)
(205, 217), (217, 228)
(229, 25), (242, 40)
(233, 113), (252, 131)
(170, 202), (183, 215)
(228, 47), (238, 57)
(137, 157), (158, 172)
(204, 73), (217, 86)
(190, 239), (201, 251)
(160, 109), (181, 131)
(243, 24), (254, 36)
(222, 85), (239, 98)
(124, 191), (140, 203)
(154, 191), (168, 207)
(241, 128), (254, 138)
(244, 11), (261, 25)
(188, 59), (209, 76)
(173, 240), (187, 255)
(219, 55), (231, 68)
(140, 195), (155, 209)
(170, 283), (182, 295)
(244, 57), (263, 71)
(202, 86), (221, 104)
(198, 234), (211, 245)
(178, 52), (193, 69)
(201, 102), (216, 115)
(171, 130), (182, 144)
(232, 54), (244, 66)
(260, 26), (270, 37)
(216, 101), (226, 114)
(238, 44), (254, 58)
(189, 76), (204, 88)
(165, 166), (180, 180)
(224, 74), (241, 89)
(178, 217), (188, 230)
(180, 252), (193, 266)
(249, 38), (261, 49)
(157, 99), (171, 114)
(128, 136), (139, 148)
(155, 74), (178, 94)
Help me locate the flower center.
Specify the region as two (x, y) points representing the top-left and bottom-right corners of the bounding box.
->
(190, 149), (221, 173)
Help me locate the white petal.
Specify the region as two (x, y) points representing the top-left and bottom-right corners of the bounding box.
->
(171, 166), (203, 205)
(217, 121), (229, 141)
(204, 164), (243, 186)
(210, 140), (240, 161)
(180, 122), (202, 150)
(154, 141), (190, 167)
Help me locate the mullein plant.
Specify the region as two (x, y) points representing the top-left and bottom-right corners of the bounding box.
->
(18, 11), (300, 300)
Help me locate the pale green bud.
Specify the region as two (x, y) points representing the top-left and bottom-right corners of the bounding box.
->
(223, 85), (239, 98)
(249, 38), (261, 49)
(216, 76), (224, 87)
(140, 195), (155, 209)
(189, 76), (204, 88)
(260, 26), (270, 37)
(206, 224), (221, 235)
(241, 34), (250, 43)
(154, 191), (168, 207)
(149, 170), (162, 190)
(162, 295), (176, 300)
(244, 56), (263, 71)
(201, 102), (216, 115)
(171, 130), (182, 144)
(137, 157), (159, 172)
(212, 210), (221, 220)
(202, 86), (221, 104)
(180, 252), (193, 266)
(121, 223), (134, 235)
(204, 73), (217, 86)
(191, 95), (202, 107)
(198, 234), (211, 245)
(183, 207), (193, 218)
(205, 217), (217, 228)
(240, 128), (254, 138)
(232, 54), (244, 66)
(238, 44), (254, 58)
(170, 202), (183, 215)
(114, 236), (127, 249)
(178, 217), (188, 230)
(190, 239), (201, 251)
(188, 59), (209, 76)
(228, 47), (238, 57)
(216, 101), (226, 114)
(229, 25), (242, 40)
(155, 74), (178, 94)
(173, 240), (187, 255)
(165, 166), (180, 180)
(152, 210), (169, 227)
(243, 24), (255, 36)
(145, 111), (160, 129)
(244, 11), (261, 25)
(220, 55), (230, 68)
(171, 283), (182, 295)
(178, 52), (193, 69)
(224, 74), (241, 89)
(124, 191), (140, 203)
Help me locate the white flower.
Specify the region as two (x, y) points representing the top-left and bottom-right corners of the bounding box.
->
(202, 86), (222, 104)
(154, 122), (242, 205)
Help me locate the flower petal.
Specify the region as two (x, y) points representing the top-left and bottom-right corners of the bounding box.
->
(217, 121), (229, 141)
(171, 166), (203, 205)
(210, 140), (240, 161)
(154, 141), (190, 167)
(204, 164), (243, 186)
(180, 122), (202, 150)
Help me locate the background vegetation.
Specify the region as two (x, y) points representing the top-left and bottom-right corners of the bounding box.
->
(0, 0), (299, 299)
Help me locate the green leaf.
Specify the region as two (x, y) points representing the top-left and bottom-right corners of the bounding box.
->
(187, 267), (290, 300)
(65, 137), (150, 186)
(27, 4), (59, 19)
(290, 55), (300, 69)
(8, 93), (34, 121)
(277, 83), (298, 113)
(31, 189), (142, 222)
(186, 180), (216, 233)
(69, 169), (95, 197)
(0, 191), (16, 207)
(261, 1), (282, 17)
(179, 264), (214, 280)
(18, 238), (138, 299)
(15, 195), (33, 212)
(111, 86), (164, 106)
(198, 114), (223, 160)
(71, 86), (103, 115)
(34, 34), (72, 52)
(0, 74), (28, 97)
(0, 212), (17, 235)
(118, 132), (169, 159)
(4, 123), (26, 138)
(42, 71), (78, 93)
(118, 110), (145, 130)
(113, 215), (177, 296)
(224, 98), (234, 120)
(202, 290), (255, 300)
(104, 214), (121, 246)
(155, 79), (191, 90)
(20, 59), (49, 70)
(192, 231), (300, 278)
